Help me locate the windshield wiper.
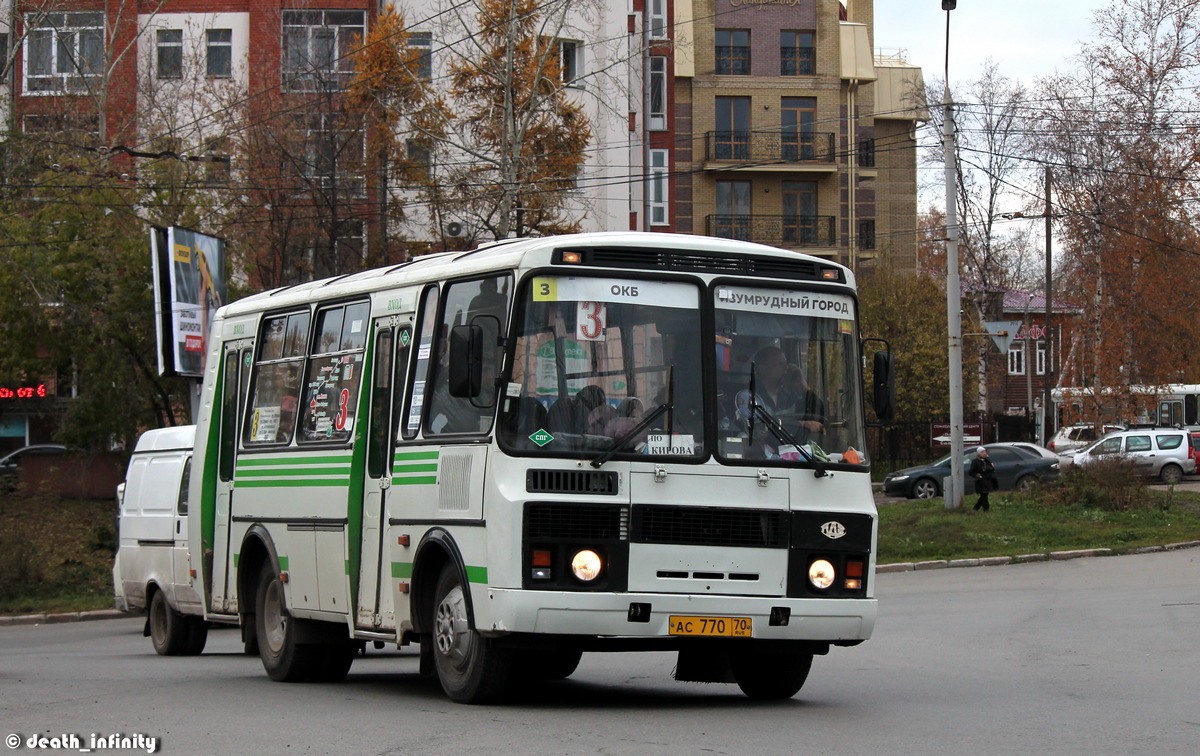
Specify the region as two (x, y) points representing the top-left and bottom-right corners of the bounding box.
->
(590, 367), (674, 468)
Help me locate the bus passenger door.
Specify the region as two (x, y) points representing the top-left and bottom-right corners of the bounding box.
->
(357, 319), (410, 632)
(210, 344), (251, 613)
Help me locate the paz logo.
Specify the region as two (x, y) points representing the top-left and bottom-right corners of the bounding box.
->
(820, 521), (847, 540)
(529, 429), (554, 447)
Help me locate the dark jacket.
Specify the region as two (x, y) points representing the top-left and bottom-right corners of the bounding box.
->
(968, 455), (997, 491)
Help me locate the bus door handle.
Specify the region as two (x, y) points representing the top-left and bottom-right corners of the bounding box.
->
(380, 477), (392, 490)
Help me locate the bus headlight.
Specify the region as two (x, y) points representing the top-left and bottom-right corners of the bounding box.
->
(570, 549), (603, 582)
(808, 559), (836, 591)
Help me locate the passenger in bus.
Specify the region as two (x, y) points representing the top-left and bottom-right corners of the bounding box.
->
(277, 395), (298, 443)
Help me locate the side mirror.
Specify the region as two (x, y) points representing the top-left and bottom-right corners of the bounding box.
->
(448, 324), (483, 398)
(872, 350), (895, 424)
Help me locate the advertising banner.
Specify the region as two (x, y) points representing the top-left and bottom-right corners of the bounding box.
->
(151, 227), (226, 377)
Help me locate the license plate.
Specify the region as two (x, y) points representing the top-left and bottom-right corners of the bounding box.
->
(668, 615), (752, 637)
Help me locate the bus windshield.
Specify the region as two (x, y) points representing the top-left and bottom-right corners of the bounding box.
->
(499, 274), (705, 459)
(713, 284), (869, 466)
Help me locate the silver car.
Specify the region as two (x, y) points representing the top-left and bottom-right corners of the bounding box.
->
(1071, 428), (1196, 483)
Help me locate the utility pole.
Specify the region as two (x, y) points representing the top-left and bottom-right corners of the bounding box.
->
(1043, 166), (1054, 445)
(942, 1), (964, 508)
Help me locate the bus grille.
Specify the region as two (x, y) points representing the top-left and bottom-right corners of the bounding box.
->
(526, 469), (619, 495)
(525, 503), (629, 540)
(632, 505), (789, 548)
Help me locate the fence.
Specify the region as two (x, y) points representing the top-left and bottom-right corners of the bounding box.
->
(867, 416), (1038, 476)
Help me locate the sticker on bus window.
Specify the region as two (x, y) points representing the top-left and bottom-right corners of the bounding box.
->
(575, 301), (606, 342)
(253, 407), (280, 442)
(645, 434), (695, 455)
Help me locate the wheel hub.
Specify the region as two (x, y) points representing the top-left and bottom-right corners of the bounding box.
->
(262, 578), (287, 655)
(434, 585), (471, 667)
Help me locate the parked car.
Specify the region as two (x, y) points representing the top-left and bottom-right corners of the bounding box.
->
(989, 441), (1057, 460)
(883, 443), (1061, 499)
(1048, 424), (1124, 454)
(1069, 427), (1196, 483)
(0, 444), (68, 491)
(112, 426), (209, 655)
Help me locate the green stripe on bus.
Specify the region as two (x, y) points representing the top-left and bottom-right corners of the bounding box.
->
(389, 562), (484, 583)
(391, 463), (438, 473)
(234, 479), (350, 488)
(394, 451), (439, 461)
(236, 455), (351, 467)
(391, 476), (438, 486)
(235, 466), (350, 477)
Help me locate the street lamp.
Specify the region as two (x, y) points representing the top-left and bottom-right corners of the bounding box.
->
(942, 0), (965, 509)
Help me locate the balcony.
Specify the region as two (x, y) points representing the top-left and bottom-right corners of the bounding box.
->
(704, 215), (838, 248)
(704, 131), (837, 172)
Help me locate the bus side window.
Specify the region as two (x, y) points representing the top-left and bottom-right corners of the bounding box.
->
(426, 275), (511, 435)
(403, 287), (439, 439)
(298, 301), (370, 444)
(367, 328), (394, 478)
(219, 350), (238, 481)
(245, 312), (309, 446)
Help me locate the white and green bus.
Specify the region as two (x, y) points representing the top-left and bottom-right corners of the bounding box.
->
(188, 232), (892, 703)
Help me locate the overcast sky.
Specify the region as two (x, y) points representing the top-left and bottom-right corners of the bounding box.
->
(874, 0), (1109, 85)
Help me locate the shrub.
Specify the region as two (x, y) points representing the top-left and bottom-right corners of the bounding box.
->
(1034, 458), (1158, 511)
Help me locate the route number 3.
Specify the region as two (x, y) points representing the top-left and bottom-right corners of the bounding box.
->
(576, 301), (606, 342)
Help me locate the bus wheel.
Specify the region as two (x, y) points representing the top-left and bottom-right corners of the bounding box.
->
(149, 590), (189, 656)
(519, 649), (583, 681)
(431, 564), (514, 703)
(730, 649), (813, 700)
(255, 562), (319, 682)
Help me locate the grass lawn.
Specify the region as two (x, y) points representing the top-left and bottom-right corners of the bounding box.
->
(878, 489), (1200, 563)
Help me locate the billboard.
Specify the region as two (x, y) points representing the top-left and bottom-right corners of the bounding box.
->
(151, 227), (227, 377)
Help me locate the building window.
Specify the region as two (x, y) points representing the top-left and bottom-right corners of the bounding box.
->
(24, 12), (105, 94)
(781, 96), (816, 161)
(783, 181), (817, 245)
(559, 39), (581, 85)
(858, 137), (876, 168)
(404, 139), (432, 184)
(282, 10), (365, 90)
(714, 96), (751, 159)
(858, 219), (876, 250)
(648, 149), (669, 226)
(715, 180), (751, 241)
(1008, 343), (1025, 375)
(780, 31), (814, 76)
(408, 31), (432, 80)
(649, 56), (667, 130)
(305, 112), (365, 195)
(0, 34), (7, 69)
(1036, 341), (1047, 375)
(156, 29), (183, 79)
(203, 137), (232, 186)
(207, 29), (233, 78)
(648, 0), (667, 40)
(715, 30), (750, 75)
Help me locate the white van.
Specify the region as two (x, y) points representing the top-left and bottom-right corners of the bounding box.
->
(112, 426), (208, 655)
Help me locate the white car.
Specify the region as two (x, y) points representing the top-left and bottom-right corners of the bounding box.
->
(1049, 424), (1124, 455)
(1070, 427), (1196, 483)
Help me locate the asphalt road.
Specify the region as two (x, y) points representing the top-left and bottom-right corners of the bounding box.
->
(2, 549), (1198, 755)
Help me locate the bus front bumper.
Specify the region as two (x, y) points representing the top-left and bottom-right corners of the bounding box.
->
(478, 588), (876, 643)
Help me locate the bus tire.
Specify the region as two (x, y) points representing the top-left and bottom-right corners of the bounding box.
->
(431, 563), (514, 703)
(730, 648), (813, 700)
(255, 561), (320, 682)
(149, 590), (189, 656)
(519, 648), (583, 681)
(181, 617), (208, 656)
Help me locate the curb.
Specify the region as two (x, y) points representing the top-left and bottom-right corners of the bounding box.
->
(0, 609), (130, 627)
(876, 540), (1200, 573)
